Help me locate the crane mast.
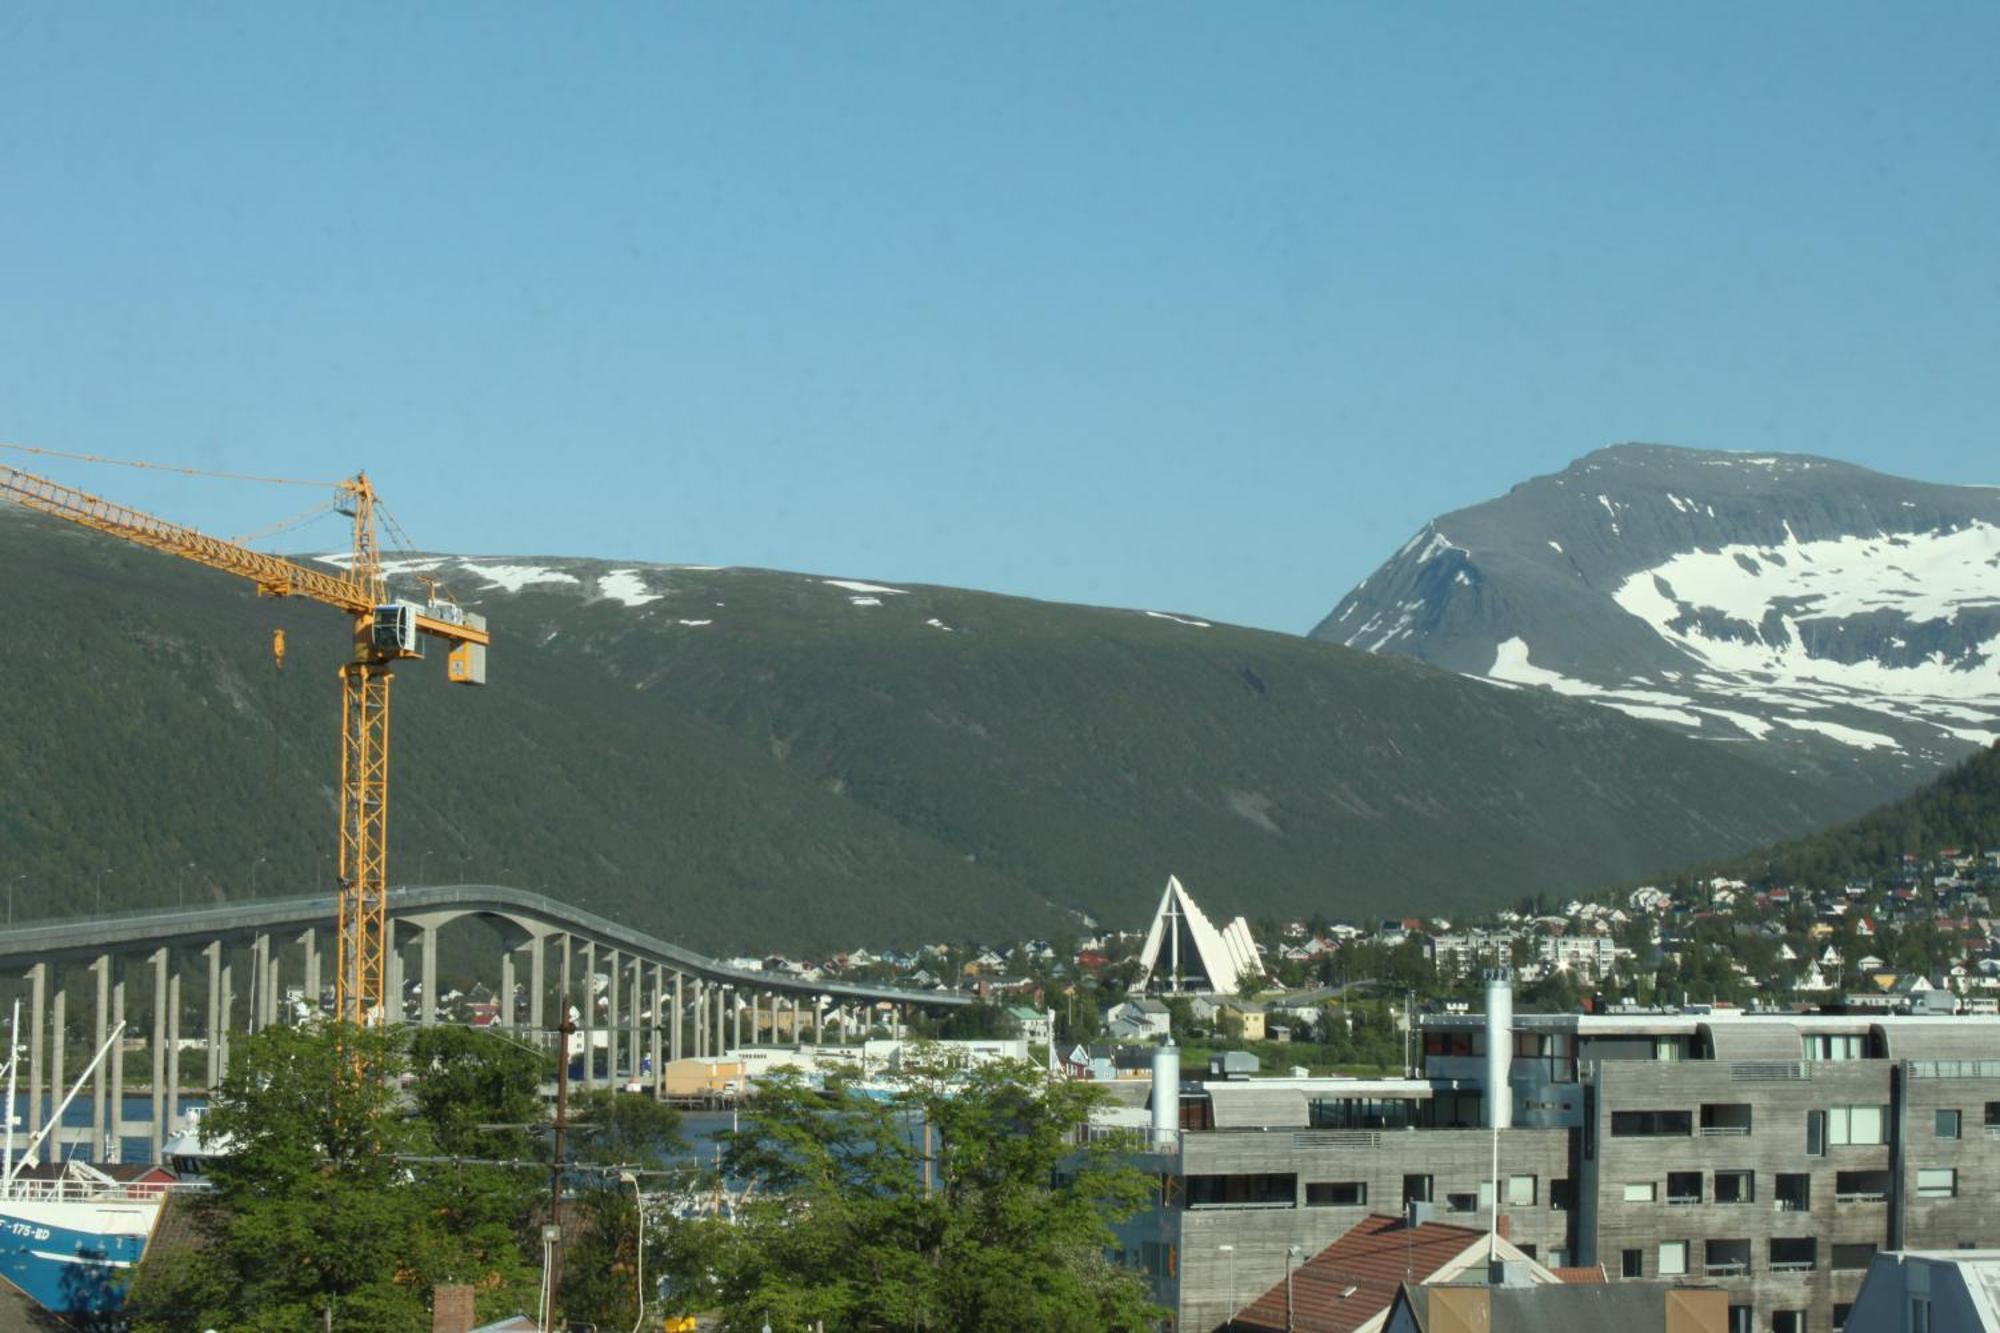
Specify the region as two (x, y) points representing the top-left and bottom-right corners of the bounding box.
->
(0, 461), (489, 1028)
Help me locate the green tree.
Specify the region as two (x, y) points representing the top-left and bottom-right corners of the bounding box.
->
(665, 1053), (1161, 1331)
(126, 1024), (543, 1332)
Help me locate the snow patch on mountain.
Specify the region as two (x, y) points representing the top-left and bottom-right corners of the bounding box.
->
(456, 562), (583, 593)
(1772, 716), (1900, 752)
(1611, 522), (2000, 701)
(823, 579), (908, 596)
(598, 570), (661, 607)
(1146, 610), (1213, 628)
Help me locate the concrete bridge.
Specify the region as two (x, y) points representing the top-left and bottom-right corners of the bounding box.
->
(0, 883), (969, 1165)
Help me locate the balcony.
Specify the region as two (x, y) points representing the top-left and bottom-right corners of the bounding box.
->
(1835, 1170), (1891, 1204)
(1704, 1240), (1751, 1278)
(1769, 1239), (1816, 1275)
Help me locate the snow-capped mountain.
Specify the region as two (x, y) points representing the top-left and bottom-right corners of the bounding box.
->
(1312, 445), (2000, 802)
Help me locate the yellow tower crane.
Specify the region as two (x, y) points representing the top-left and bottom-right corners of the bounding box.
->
(0, 458), (490, 1028)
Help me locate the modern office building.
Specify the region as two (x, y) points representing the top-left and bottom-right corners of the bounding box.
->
(1117, 971), (2000, 1332)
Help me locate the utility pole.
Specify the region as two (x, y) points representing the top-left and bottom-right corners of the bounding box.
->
(546, 1015), (576, 1326)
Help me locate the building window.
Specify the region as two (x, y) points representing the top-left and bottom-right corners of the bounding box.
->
(1807, 1109), (1826, 1157)
(1700, 1102), (1753, 1135)
(1658, 1241), (1688, 1276)
(1727, 1307), (1753, 1333)
(1624, 1181), (1658, 1203)
(1803, 1033), (1865, 1061)
(1917, 1168), (1958, 1199)
(1621, 1249), (1643, 1278)
(1911, 1296), (1932, 1333)
(1715, 1170), (1755, 1204)
(1549, 1178), (1575, 1211)
(1305, 1181), (1367, 1207)
(1445, 1191), (1480, 1215)
(1828, 1104), (1887, 1146)
(1833, 1303), (1852, 1330)
(1937, 1109), (1961, 1139)
(1506, 1175), (1536, 1207)
(1776, 1173), (1811, 1212)
(1832, 1243), (1877, 1271)
(1185, 1173), (1296, 1208)
(1403, 1174), (1432, 1205)
(1611, 1109), (1693, 1137)
(1986, 1102), (2000, 1128)
(1772, 1312), (1807, 1333)
(1666, 1171), (1703, 1204)
(1835, 1169), (1892, 1202)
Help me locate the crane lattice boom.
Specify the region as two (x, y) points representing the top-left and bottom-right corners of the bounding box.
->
(0, 460), (490, 1028)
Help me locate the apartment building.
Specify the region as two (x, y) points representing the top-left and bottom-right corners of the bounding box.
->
(1116, 975), (2000, 1332)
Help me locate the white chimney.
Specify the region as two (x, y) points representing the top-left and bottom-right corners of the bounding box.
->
(1151, 1039), (1180, 1150)
(1483, 968), (1513, 1130)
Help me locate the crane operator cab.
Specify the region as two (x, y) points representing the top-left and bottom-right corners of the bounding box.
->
(371, 601), (426, 659)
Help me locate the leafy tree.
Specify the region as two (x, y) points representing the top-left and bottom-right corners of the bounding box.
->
(663, 1053), (1161, 1331)
(126, 1024), (543, 1332)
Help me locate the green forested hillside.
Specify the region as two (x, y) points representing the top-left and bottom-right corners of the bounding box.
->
(1703, 741), (2000, 888)
(0, 504), (1868, 951)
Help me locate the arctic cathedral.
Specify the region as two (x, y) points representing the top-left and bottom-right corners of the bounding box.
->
(1129, 875), (1265, 996)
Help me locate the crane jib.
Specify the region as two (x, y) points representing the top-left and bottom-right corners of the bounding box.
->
(1, 454), (491, 1033)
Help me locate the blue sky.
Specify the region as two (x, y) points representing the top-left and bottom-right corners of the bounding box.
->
(3, 4), (1995, 632)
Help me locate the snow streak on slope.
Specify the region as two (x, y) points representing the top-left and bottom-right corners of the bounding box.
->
(1605, 523), (2000, 747)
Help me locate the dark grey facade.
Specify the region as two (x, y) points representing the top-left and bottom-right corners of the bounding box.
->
(1122, 1011), (2000, 1333)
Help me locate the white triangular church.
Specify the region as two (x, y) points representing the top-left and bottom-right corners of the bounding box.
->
(1130, 875), (1265, 995)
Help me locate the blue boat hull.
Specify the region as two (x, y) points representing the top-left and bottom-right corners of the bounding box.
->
(0, 1199), (158, 1317)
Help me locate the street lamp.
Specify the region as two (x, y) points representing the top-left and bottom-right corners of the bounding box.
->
(8, 874), (23, 927)
(94, 866), (112, 918)
(618, 1171), (644, 1333)
(247, 856), (267, 899)
(417, 849), (433, 885)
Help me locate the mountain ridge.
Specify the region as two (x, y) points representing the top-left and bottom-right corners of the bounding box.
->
(1312, 443), (2000, 806)
(2, 498), (1864, 951)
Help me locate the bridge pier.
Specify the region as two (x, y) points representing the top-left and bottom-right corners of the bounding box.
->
(628, 955), (642, 1079)
(648, 963), (663, 1084)
(51, 983), (66, 1130)
(203, 941), (221, 1091)
(250, 933), (269, 1032)
(150, 947), (168, 1160)
(165, 973), (182, 1146)
(419, 922), (439, 1026)
(606, 948), (622, 1078)
(815, 994), (825, 1047)
(25, 961), (46, 1138)
(671, 971), (683, 1064)
(580, 940), (597, 1085)
(299, 927), (319, 1013)
(91, 955), (109, 1163)
(109, 969), (125, 1163)
(529, 934), (547, 1032)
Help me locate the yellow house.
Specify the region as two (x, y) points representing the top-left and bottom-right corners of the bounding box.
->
(1218, 1003), (1267, 1042)
(661, 1058), (746, 1098)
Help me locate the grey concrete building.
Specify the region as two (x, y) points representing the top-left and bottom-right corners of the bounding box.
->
(1116, 974), (2000, 1333)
